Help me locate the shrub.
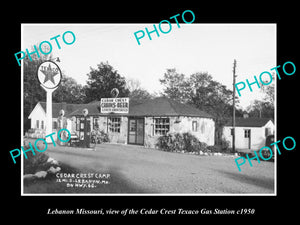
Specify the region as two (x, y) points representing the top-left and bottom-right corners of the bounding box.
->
(98, 130), (110, 143)
(23, 140), (62, 175)
(23, 148), (51, 175)
(156, 133), (174, 152)
(156, 132), (208, 153)
(91, 129), (110, 143)
(182, 132), (206, 152)
(207, 145), (221, 153)
(173, 133), (184, 151)
(221, 138), (230, 150)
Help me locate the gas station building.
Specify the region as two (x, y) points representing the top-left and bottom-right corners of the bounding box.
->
(27, 97), (215, 148)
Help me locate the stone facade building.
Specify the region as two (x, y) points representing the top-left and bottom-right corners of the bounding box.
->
(27, 97), (215, 147)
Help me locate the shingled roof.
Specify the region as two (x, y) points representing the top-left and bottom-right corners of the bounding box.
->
(68, 97), (213, 118)
(225, 117), (273, 127)
(128, 97), (213, 118)
(39, 102), (89, 118)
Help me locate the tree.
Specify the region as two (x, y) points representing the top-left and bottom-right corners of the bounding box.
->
(188, 73), (232, 112)
(126, 78), (153, 104)
(84, 62), (130, 102)
(23, 45), (87, 132)
(260, 73), (275, 104)
(261, 73), (275, 118)
(188, 72), (238, 145)
(246, 73), (275, 118)
(160, 70), (237, 119)
(53, 75), (86, 104)
(23, 45), (52, 132)
(159, 68), (190, 103)
(126, 78), (142, 93)
(246, 100), (274, 118)
(159, 69), (239, 145)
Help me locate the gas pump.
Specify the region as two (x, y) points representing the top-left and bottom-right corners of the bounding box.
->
(57, 109), (68, 146)
(78, 108), (91, 148)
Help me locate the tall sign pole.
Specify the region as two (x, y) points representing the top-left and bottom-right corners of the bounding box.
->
(37, 61), (62, 143)
(45, 87), (57, 138)
(232, 59), (237, 153)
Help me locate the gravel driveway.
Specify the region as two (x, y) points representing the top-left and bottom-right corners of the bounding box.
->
(44, 143), (275, 194)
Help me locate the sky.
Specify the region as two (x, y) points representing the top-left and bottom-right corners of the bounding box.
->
(22, 23), (276, 109)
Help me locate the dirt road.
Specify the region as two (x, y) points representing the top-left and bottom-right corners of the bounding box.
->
(42, 143), (275, 194)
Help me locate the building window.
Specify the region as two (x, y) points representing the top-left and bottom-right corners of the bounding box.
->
(154, 118), (170, 135)
(265, 127), (271, 137)
(192, 121), (198, 132)
(36, 120), (39, 129)
(244, 129), (251, 138)
(93, 117), (99, 130)
(41, 121), (44, 129)
(109, 117), (121, 133)
(200, 122), (205, 133)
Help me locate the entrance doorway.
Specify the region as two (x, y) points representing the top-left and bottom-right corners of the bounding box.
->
(128, 118), (144, 145)
(244, 129), (251, 149)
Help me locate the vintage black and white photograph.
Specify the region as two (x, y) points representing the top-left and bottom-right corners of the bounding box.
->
(21, 23), (276, 195)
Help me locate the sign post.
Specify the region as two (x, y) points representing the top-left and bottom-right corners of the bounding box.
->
(37, 61), (62, 143)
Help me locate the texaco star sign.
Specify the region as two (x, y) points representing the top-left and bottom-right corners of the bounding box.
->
(37, 61), (62, 89)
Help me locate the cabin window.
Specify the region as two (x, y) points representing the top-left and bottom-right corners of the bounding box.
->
(200, 121), (205, 133)
(244, 129), (251, 138)
(192, 121), (198, 132)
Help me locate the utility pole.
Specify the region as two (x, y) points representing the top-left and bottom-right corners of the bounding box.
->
(232, 59), (237, 153)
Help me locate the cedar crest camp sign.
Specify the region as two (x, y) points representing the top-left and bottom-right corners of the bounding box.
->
(37, 61), (62, 89)
(100, 98), (129, 114)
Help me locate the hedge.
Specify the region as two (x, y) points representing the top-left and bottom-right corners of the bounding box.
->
(156, 132), (208, 153)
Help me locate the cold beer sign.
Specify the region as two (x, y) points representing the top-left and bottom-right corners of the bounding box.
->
(100, 98), (129, 114)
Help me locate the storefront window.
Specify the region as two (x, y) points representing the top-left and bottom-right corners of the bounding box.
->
(109, 117), (121, 133)
(93, 117), (99, 129)
(154, 118), (170, 135)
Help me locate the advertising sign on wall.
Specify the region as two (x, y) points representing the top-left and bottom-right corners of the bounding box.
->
(100, 98), (129, 113)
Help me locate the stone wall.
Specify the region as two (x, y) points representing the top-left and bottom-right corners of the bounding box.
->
(69, 115), (215, 148)
(144, 116), (215, 148)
